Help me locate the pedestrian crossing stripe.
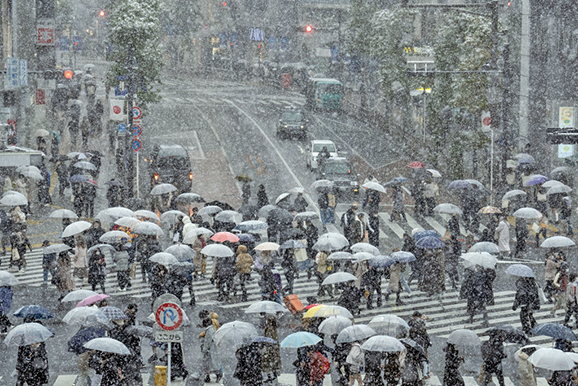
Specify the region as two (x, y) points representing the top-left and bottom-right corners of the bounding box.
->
(161, 95), (306, 108)
(8, 249), (571, 349)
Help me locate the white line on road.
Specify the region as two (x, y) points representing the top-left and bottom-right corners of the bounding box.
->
(191, 130), (205, 159)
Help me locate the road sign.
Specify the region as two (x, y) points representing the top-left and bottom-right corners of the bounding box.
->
(19, 60), (28, 87)
(117, 123), (127, 133)
(132, 124), (142, 137)
(154, 330), (183, 343)
(37, 21), (55, 46)
(132, 138), (142, 152)
(155, 302), (183, 331)
(36, 89), (46, 105)
(132, 106), (142, 120)
(110, 99), (125, 121)
(5, 58), (20, 90)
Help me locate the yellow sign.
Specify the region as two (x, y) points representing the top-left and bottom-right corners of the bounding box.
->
(559, 107), (574, 128)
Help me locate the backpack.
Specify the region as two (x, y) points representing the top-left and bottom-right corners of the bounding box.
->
(311, 351), (331, 375)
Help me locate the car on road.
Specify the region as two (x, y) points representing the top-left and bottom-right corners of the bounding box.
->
(316, 157), (360, 197)
(147, 144), (193, 193)
(307, 140), (338, 170)
(276, 107), (308, 139)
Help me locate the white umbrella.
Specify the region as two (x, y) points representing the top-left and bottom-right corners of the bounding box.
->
(149, 252), (179, 266)
(502, 190), (527, 201)
(165, 244), (196, 261)
(427, 169), (441, 178)
(468, 242), (500, 254)
(0, 270), (19, 286)
(201, 244), (234, 257)
(132, 222), (164, 236)
(362, 181), (386, 193)
(34, 129), (50, 137)
(150, 183), (177, 195)
(0, 192), (28, 206)
(368, 315), (410, 337)
(74, 161), (97, 171)
(447, 329), (481, 347)
(61, 289), (98, 303)
(275, 193), (291, 205)
(44, 243), (72, 254)
(214, 321), (259, 348)
(99, 231), (130, 244)
(84, 338), (130, 355)
(547, 185), (572, 195)
(350, 243), (380, 255)
(258, 205), (277, 218)
(542, 180), (564, 188)
(512, 207), (542, 219)
(254, 242), (280, 251)
(135, 210), (160, 222)
(327, 251), (354, 261)
(540, 236), (576, 248)
(322, 272), (357, 286)
(19, 167), (43, 181)
(361, 336), (405, 352)
(183, 227), (214, 244)
(4, 323), (53, 346)
(527, 348), (575, 371)
(49, 209), (78, 220)
(214, 210), (242, 223)
(310, 180), (334, 190)
(353, 252), (375, 262)
(460, 252), (498, 269)
(336, 325), (376, 344)
(96, 207), (135, 223)
(433, 203), (463, 216)
(293, 212), (320, 222)
(62, 221), (92, 238)
(114, 217), (141, 228)
(313, 232), (349, 251)
(318, 316), (353, 335)
(245, 301), (287, 315)
(198, 206), (223, 216)
(160, 210), (187, 223)
(62, 306), (108, 326)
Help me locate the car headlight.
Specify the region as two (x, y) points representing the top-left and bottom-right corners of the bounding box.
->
(284, 125), (288, 128)
(300, 125), (304, 129)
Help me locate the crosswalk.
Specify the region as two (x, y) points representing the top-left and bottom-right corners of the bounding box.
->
(161, 95), (305, 109)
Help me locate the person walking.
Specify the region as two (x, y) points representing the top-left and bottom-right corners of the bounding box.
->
(410, 180), (426, 217)
(0, 209), (12, 256)
(0, 284), (13, 333)
(389, 261), (405, 306)
(55, 158), (70, 198)
(73, 238), (88, 286)
(480, 332), (507, 386)
(515, 217), (528, 258)
(443, 343), (464, 386)
(234, 344), (262, 386)
(461, 265), (492, 326)
(235, 245), (253, 301)
(16, 342), (49, 386)
(544, 251), (561, 302)
(423, 180), (438, 216)
(363, 187), (380, 214)
(367, 210), (380, 247)
(306, 220), (319, 261)
(88, 246), (107, 293)
(257, 184), (269, 208)
(564, 273), (578, 329)
(362, 265), (382, 309)
(200, 316), (223, 383)
(327, 188), (337, 224)
(113, 242), (131, 291)
(391, 186), (406, 222)
(363, 351), (383, 386)
(315, 249), (333, 297)
(41, 240), (56, 286)
(513, 276), (540, 334)
(84, 220), (105, 249)
(10, 223), (27, 271)
(280, 247), (298, 296)
(56, 250), (75, 300)
(318, 189), (330, 230)
(262, 315), (282, 382)
(341, 205), (358, 245)
(561, 195), (573, 235)
(551, 262), (570, 317)
(517, 345), (538, 386)
(83, 183), (97, 219)
(294, 193), (308, 213)
(345, 341), (364, 386)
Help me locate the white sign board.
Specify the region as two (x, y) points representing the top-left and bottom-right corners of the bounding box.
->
(154, 330), (184, 343)
(110, 99), (126, 121)
(558, 144), (574, 158)
(5, 58), (20, 90)
(559, 107), (574, 128)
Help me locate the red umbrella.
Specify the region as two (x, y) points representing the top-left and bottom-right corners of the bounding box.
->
(304, 303), (322, 310)
(86, 179), (98, 186)
(75, 294), (110, 308)
(210, 232), (240, 243)
(407, 161), (426, 169)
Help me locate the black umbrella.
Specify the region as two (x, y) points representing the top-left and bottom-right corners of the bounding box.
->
(486, 325), (529, 345)
(68, 327), (106, 354)
(399, 338), (427, 360)
(268, 208), (293, 224)
(205, 200), (234, 211)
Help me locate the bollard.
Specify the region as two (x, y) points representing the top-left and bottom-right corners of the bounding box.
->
(155, 365), (168, 386)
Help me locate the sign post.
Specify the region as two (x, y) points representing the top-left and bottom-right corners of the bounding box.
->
(155, 302), (184, 386)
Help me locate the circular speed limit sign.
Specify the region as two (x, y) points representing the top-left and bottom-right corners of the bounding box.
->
(155, 302), (183, 331)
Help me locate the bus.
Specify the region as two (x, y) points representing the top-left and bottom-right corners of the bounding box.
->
(305, 78), (344, 111)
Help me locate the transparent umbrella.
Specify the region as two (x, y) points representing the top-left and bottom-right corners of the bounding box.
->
(49, 209), (78, 220)
(468, 242), (500, 254)
(0, 192), (28, 206)
(368, 315), (410, 337)
(165, 244), (196, 262)
(132, 222), (164, 236)
(149, 252), (179, 267)
(4, 323), (53, 346)
(336, 325), (376, 344)
(198, 205), (223, 216)
(313, 233), (349, 251)
(83, 338), (130, 355)
(540, 236), (576, 248)
(512, 207), (542, 219)
(360, 335), (405, 352)
(135, 210), (160, 222)
(62, 221), (92, 238)
(150, 183), (177, 196)
(61, 289), (98, 303)
(214, 321), (259, 347)
(201, 244), (234, 257)
(0, 271), (19, 286)
(99, 231), (130, 244)
(350, 243), (380, 255)
(245, 301), (287, 314)
(44, 243), (71, 254)
(160, 210), (187, 223)
(318, 316), (353, 336)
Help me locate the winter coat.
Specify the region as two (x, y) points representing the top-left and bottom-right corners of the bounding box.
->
(419, 251), (445, 295)
(73, 246), (88, 268)
(113, 250), (130, 272)
(262, 318), (282, 373)
(481, 339), (506, 371)
(88, 251), (106, 285)
(16, 343), (49, 385)
(496, 219), (510, 252)
(201, 325), (221, 373)
(393, 189), (404, 212)
(0, 286), (13, 314)
(517, 350), (537, 386)
(234, 345), (262, 385)
(257, 188), (269, 208)
(389, 262), (403, 293)
(443, 344), (464, 386)
(57, 252), (75, 292)
(401, 349), (423, 383)
(235, 245), (253, 274)
(513, 278), (540, 311)
(346, 342), (364, 367)
(315, 251), (331, 274)
(84, 226), (105, 248)
(461, 268), (495, 305)
(408, 318), (431, 351)
(545, 255), (561, 281)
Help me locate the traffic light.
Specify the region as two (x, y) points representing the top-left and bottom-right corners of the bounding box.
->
(99, 10), (105, 17)
(43, 70), (57, 80)
(63, 70), (74, 80)
(304, 25), (314, 33)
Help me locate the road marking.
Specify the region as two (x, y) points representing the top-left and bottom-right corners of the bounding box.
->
(191, 130), (205, 159)
(224, 99), (318, 213)
(297, 145), (304, 154)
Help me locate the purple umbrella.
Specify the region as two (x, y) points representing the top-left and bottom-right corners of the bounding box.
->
(416, 236), (445, 249)
(524, 174), (548, 187)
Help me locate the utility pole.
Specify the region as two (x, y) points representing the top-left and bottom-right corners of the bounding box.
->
(125, 43), (135, 194)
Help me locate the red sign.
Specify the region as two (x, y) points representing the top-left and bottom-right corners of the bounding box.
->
(483, 117), (491, 126)
(36, 89), (46, 105)
(37, 27), (55, 45)
(113, 105), (121, 115)
(155, 302), (183, 331)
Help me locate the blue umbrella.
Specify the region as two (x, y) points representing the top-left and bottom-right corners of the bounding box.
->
(13, 305), (53, 320)
(68, 327), (106, 354)
(383, 176), (408, 187)
(280, 240), (307, 249)
(448, 180), (473, 189)
(416, 236), (445, 249)
(70, 174), (88, 183)
(515, 153), (536, 164)
(413, 230), (440, 241)
(369, 255), (396, 268)
(390, 251), (416, 263)
(505, 264), (535, 278)
(531, 323), (578, 341)
(525, 174), (548, 187)
(238, 233), (256, 242)
(280, 332), (322, 348)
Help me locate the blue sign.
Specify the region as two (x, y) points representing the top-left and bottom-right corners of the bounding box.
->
(250, 28), (264, 42)
(19, 59), (28, 87)
(230, 33), (238, 48)
(132, 138), (142, 152)
(268, 37), (277, 51)
(73, 36), (82, 51)
(280, 36), (288, 51)
(331, 46), (340, 63)
(117, 123), (127, 133)
(59, 37), (69, 51)
(219, 32), (228, 49)
(132, 125), (142, 137)
(5, 58), (19, 89)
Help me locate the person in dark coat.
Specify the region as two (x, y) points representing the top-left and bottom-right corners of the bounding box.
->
(294, 347), (311, 386)
(108, 319), (143, 386)
(83, 183), (97, 218)
(55, 158), (69, 198)
(337, 281), (362, 316)
(88, 246), (107, 293)
(447, 214), (460, 239)
(85, 220), (105, 248)
(363, 188), (381, 214)
(0, 285), (13, 333)
(363, 351), (383, 386)
(362, 266), (382, 309)
(257, 184), (269, 208)
(403, 233), (420, 285)
(16, 342), (49, 386)
(408, 311), (431, 362)
(480, 333), (507, 386)
(331, 334), (351, 386)
(106, 181), (121, 207)
(444, 236), (460, 290)
(150, 264), (168, 308)
(305, 220), (318, 259)
(410, 181), (425, 216)
(294, 193), (308, 213)
(94, 352), (123, 386)
(280, 248), (298, 295)
(367, 210), (380, 247)
(38, 165), (51, 205)
(318, 190), (330, 229)
(340, 205), (358, 246)
(513, 276), (540, 334)
(234, 344), (263, 386)
(515, 217), (528, 258)
(215, 254), (236, 301)
(383, 352), (401, 385)
(460, 266), (495, 326)
(443, 343), (464, 386)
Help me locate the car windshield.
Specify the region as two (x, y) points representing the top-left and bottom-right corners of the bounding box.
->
(158, 156), (188, 169)
(281, 112), (303, 122)
(324, 162), (352, 175)
(313, 143), (336, 153)
(318, 83), (343, 94)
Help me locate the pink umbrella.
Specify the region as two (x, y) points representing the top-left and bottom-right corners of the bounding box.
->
(210, 232), (240, 243)
(76, 294), (110, 308)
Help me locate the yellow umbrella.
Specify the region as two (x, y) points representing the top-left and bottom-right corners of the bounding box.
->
(302, 305), (326, 319)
